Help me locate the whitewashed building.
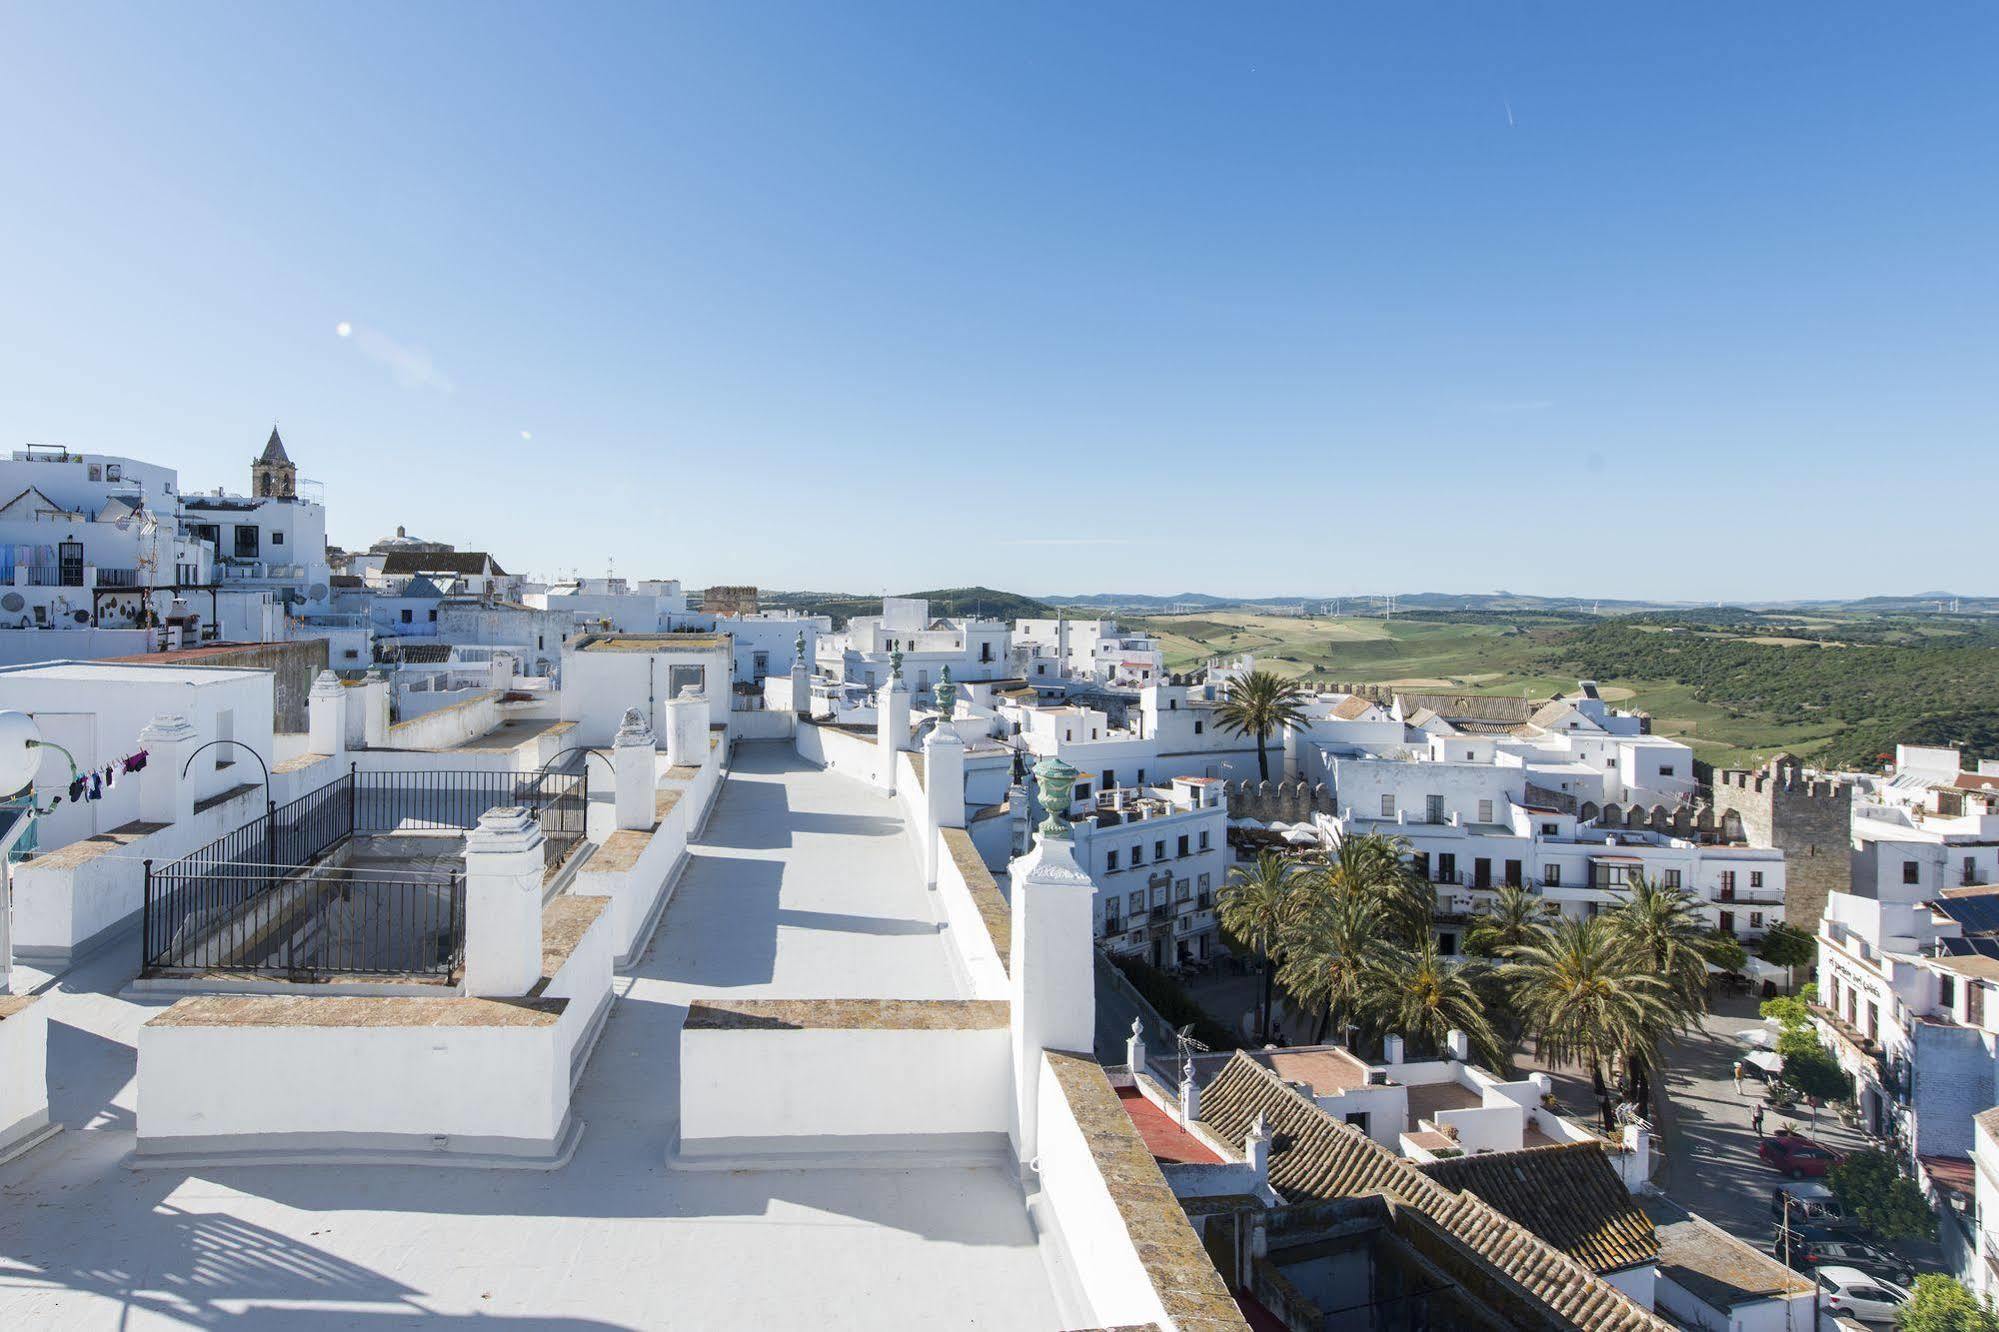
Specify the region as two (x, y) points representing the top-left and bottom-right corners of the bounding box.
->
(819, 597), (1011, 698)
(1069, 776), (1229, 969)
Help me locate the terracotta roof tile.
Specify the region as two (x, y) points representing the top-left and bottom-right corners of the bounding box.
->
(1419, 1142), (1658, 1274)
(1195, 1053), (1667, 1332)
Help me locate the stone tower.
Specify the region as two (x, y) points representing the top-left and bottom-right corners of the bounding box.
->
(252, 426), (297, 500)
(1710, 754), (1853, 936)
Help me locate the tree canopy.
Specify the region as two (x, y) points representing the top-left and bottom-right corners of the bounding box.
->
(1831, 1149), (1937, 1243)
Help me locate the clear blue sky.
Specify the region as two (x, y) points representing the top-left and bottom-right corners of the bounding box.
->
(2, 4), (1993, 602)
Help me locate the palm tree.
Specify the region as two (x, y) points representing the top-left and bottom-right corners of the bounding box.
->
(1277, 886), (1395, 1047)
(1604, 873), (1727, 1012)
(1215, 669), (1309, 781)
(1465, 882), (1555, 958)
(1374, 937), (1506, 1070)
(1217, 851), (1305, 1043)
(1601, 873), (1733, 1109)
(1507, 915), (1675, 1125)
(1323, 831), (1434, 947)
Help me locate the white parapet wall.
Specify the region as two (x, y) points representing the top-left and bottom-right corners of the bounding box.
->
(675, 998), (1012, 1168)
(572, 745), (724, 966)
(136, 995), (573, 1165)
(793, 718), (887, 786)
(1035, 1050), (1250, 1332)
(935, 827), (1011, 1000)
(0, 995), (57, 1165)
(135, 897), (613, 1168)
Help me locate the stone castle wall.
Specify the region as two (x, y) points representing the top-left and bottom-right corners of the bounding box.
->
(1710, 760), (1852, 933)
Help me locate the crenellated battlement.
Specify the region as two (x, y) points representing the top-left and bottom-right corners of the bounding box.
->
(1223, 778), (1336, 824)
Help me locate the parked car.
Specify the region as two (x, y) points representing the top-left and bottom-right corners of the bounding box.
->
(1759, 1132), (1844, 1178)
(1815, 1265), (1910, 1324)
(1771, 1233), (1915, 1287)
(1769, 1182), (1850, 1226)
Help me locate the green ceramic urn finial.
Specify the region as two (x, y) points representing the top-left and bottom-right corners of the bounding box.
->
(935, 665), (957, 719)
(1034, 755), (1079, 841)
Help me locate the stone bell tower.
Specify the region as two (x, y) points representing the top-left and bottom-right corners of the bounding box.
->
(252, 426), (297, 500)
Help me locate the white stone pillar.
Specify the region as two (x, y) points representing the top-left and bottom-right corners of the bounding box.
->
(137, 714), (197, 825)
(1382, 1034), (1405, 1066)
(1125, 1017), (1145, 1075)
(790, 632), (812, 717)
(876, 674), (907, 794)
(1179, 1055), (1201, 1124)
(663, 687), (707, 769)
(921, 721), (965, 886)
(1247, 1111), (1272, 1187)
(1445, 1028), (1471, 1062)
(362, 670), (390, 749)
(613, 707), (656, 831)
(462, 806), (546, 998)
(307, 671), (347, 757)
(1008, 757), (1097, 1167)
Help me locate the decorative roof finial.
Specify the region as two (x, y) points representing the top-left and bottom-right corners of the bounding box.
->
(889, 647), (904, 682)
(1034, 755), (1079, 841)
(935, 665), (956, 719)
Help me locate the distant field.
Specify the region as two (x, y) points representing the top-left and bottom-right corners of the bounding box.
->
(1126, 611), (1852, 769)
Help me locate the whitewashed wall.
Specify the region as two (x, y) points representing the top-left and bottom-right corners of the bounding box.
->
(379, 692), (501, 752)
(0, 998), (51, 1158)
(794, 721), (884, 785)
(935, 830), (1009, 1000)
(573, 748), (723, 964)
(677, 1024), (1010, 1162)
(1033, 1054), (1171, 1328)
(137, 1016), (568, 1160)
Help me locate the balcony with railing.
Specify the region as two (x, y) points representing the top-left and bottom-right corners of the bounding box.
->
(142, 766), (586, 981)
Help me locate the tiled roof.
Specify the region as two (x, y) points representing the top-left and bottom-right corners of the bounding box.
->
(1196, 1053), (1667, 1332)
(258, 426), (291, 465)
(1395, 693), (1536, 724)
(1329, 695), (1377, 721)
(1528, 697), (1580, 729)
(380, 551), (507, 577)
(1643, 1198), (1812, 1310)
(1419, 1143), (1658, 1274)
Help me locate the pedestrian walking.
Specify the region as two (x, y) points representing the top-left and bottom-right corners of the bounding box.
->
(1752, 1103), (1766, 1137)
(1732, 1060), (1744, 1093)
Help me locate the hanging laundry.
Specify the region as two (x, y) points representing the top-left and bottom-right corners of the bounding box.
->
(123, 750), (148, 774)
(68, 776), (85, 803)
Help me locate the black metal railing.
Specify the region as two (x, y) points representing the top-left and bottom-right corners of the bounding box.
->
(142, 777), (355, 973)
(142, 765), (585, 979)
(355, 768), (586, 873)
(142, 862), (463, 977)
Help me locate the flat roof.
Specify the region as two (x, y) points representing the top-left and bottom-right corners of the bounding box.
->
(571, 632), (731, 652)
(0, 659), (266, 685)
(0, 743), (1067, 1330)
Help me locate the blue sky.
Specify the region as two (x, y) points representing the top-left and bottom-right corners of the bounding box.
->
(2, 5), (1993, 601)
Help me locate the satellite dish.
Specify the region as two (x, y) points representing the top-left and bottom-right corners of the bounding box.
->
(72, 609), (90, 624)
(0, 711), (44, 794)
(308, 583), (328, 601)
(0, 593), (21, 613)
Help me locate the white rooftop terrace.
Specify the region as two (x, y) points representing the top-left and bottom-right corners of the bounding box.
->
(0, 744), (1069, 1330)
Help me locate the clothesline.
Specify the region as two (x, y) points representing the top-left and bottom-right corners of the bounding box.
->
(25, 744), (151, 818)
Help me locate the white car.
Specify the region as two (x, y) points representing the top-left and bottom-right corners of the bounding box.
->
(1816, 1265), (1911, 1324)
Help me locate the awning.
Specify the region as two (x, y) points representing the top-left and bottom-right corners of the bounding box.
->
(1745, 1050), (1784, 1075)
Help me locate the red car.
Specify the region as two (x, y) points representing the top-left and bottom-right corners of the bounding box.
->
(1759, 1133), (1844, 1179)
